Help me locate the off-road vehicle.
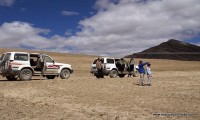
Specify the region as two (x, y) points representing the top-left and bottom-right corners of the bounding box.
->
(90, 57), (139, 78)
(0, 52), (73, 80)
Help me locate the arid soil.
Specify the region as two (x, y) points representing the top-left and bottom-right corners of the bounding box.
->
(0, 50), (199, 120)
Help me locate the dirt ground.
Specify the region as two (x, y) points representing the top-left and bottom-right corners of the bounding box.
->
(0, 50), (199, 120)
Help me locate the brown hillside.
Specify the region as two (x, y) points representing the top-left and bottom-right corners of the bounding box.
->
(126, 39), (200, 61)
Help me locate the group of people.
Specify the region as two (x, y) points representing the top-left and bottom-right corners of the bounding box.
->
(95, 58), (153, 86)
(138, 60), (152, 86)
(115, 58), (135, 74)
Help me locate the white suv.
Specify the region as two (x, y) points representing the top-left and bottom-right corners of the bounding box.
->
(0, 52), (73, 80)
(90, 57), (138, 78)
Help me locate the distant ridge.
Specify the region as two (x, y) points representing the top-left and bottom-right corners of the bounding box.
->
(125, 39), (200, 61)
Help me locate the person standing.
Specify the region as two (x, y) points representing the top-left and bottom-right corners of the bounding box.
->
(96, 58), (104, 78)
(146, 63), (152, 86)
(35, 56), (42, 71)
(100, 59), (104, 78)
(119, 58), (127, 73)
(128, 58), (134, 77)
(35, 54), (44, 72)
(138, 60), (149, 86)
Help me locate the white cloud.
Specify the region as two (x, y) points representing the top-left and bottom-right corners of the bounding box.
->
(0, 0), (15, 7)
(61, 11), (79, 16)
(0, 0), (200, 57)
(65, 0), (200, 56)
(0, 21), (61, 49)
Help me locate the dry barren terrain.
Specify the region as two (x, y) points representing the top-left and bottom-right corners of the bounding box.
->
(0, 49), (199, 120)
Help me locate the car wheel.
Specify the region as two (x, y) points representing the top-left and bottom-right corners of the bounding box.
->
(60, 69), (70, 79)
(133, 70), (139, 77)
(46, 75), (56, 79)
(110, 69), (118, 78)
(19, 69), (32, 80)
(6, 75), (18, 81)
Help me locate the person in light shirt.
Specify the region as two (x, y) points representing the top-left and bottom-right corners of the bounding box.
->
(146, 63), (152, 86)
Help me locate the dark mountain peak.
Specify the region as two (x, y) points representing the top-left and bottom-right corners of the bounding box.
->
(165, 39), (191, 46)
(160, 39), (189, 47)
(141, 39), (200, 53)
(125, 39), (200, 61)
(167, 39), (181, 43)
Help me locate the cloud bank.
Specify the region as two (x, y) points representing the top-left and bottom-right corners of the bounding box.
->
(66, 0), (200, 56)
(0, 21), (69, 52)
(0, 0), (200, 57)
(0, 0), (15, 7)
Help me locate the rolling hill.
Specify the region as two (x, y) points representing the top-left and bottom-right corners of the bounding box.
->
(125, 39), (200, 61)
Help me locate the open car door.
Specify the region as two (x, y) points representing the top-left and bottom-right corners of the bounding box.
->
(42, 54), (60, 75)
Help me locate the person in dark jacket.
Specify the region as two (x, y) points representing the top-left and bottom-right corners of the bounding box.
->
(119, 58), (127, 73)
(35, 56), (42, 71)
(138, 60), (149, 86)
(128, 58), (134, 77)
(96, 58), (104, 78)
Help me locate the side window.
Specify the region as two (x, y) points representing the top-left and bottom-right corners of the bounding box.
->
(44, 56), (53, 63)
(14, 53), (28, 61)
(4, 53), (11, 61)
(107, 59), (114, 64)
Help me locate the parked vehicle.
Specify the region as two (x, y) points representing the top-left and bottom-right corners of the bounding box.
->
(0, 52), (73, 80)
(90, 57), (139, 78)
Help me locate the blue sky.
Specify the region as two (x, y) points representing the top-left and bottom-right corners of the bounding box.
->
(0, 0), (96, 36)
(0, 0), (200, 57)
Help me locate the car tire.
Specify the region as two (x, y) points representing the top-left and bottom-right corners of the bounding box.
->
(19, 69), (33, 81)
(46, 75), (56, 79)
(133, 70), (139, 77)
(110, 69), (118, 78)
(60, 69), (70, 79)
(6, 75), (18, 81)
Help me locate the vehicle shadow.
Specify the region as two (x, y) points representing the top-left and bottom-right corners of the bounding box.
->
(0, 78), (49, 82)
